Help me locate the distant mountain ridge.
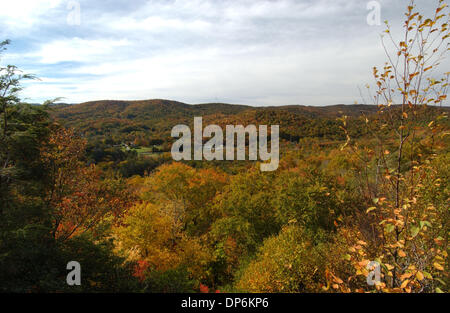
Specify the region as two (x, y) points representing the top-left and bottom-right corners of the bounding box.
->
(52, 99), (380, 119)
(51, 99), (448, 145)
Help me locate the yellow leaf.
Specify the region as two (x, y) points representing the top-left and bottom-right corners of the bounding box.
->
(434, 262), (444, 271)
(334, 277), (343, 284)
(416, 271), (424, 281)
(401, 279), (410, 289)
(400, 272), (413, 280)
(358, 260), (369, 267)
(398, 250), (406, 257)
(385, 264), (394, 270)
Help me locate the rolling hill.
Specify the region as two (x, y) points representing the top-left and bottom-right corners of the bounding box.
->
(50, 99), (381, 143)
(50, 99), (449, 148)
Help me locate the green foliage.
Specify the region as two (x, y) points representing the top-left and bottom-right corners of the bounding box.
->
(142, 266), (197, 293)
(211, 168), (281, 253)
(273, 169), (340, 233)
(61, 234), (140, 292)
(235, 224), (326, 293)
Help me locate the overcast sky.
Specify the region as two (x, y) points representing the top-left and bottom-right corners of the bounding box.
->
(0, 0), (446, 106)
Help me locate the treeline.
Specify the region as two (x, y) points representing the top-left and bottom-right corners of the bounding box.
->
(50, 99), (378, 148)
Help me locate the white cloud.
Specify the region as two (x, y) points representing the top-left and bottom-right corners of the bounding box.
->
(3, 0), (448, 105)
(0, 0), (64, 33)
(108, 16), (211, 33)
(21, 33), (385, 105)
(34, 37), (131, 64)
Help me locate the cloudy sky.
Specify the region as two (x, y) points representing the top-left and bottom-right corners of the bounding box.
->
(0, 0), (446, 106)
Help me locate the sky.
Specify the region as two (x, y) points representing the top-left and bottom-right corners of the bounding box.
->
(0, 0), (447, 106)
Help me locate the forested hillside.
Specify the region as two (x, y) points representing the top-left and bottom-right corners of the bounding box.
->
(51, 99), (377, 143)
(51, 100), (448, 177)
(1, 1), (449, 294)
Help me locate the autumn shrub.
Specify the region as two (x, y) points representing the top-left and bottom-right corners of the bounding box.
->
(235, 224), (327, 293)
(141, 266), (197, 293)
(115, 202), (213, 289)
(331, 0), (450, 292)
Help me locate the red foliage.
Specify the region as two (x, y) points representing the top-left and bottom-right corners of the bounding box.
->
(199, 283), (209, 293)
(133, 260), (150, 281)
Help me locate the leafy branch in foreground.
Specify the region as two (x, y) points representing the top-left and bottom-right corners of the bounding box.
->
(334, 0), (449, 293)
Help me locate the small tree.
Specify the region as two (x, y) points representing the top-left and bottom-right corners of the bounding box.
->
(335, 0), (449, 292)
(0, 40), (38, 205)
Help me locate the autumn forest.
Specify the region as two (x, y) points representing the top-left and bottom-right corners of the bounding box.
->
(0, 1), (449, 294)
